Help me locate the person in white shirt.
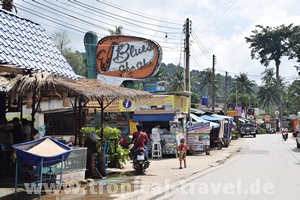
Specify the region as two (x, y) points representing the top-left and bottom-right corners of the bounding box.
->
(151, 123), (161, 143)
(151, 123), (162, 158)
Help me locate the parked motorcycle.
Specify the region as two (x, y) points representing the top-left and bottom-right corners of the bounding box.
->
(213, 138), (223, 150)
(131, 147), (150, 175)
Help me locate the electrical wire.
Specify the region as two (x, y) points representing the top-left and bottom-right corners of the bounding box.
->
(95, 0), (183, 25)
(35, 0), (183, 41)
(200, 0), (237, 34)
(67, 0), (182, 32)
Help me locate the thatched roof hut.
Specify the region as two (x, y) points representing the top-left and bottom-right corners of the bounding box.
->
(1, 72), (152, 101)
(1, 72), (152, 142)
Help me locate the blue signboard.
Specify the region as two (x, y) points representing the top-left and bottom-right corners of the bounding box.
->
(143, 81), (167, 92)
(122, 99), (132, 109)
(187, 122), (210, 133)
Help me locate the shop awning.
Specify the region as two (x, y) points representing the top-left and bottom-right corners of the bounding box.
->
(191, 113), (220, 129)
(200, 115), (223, 121)
(132, 114), (174, 122)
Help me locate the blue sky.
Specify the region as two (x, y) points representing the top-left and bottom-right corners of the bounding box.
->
(14, 0), (300, 85)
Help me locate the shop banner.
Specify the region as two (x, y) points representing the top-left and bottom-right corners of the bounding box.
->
(143, 81), (167, 92)
(87, 95), (189, 113)
(186, 121), (210, 151)
(187, 122), (210, 133)
(187, 132), (210, 151)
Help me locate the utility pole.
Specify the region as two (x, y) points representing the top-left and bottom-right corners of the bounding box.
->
(184, 18), (191, 121)
(235, 83), (238, 107)
(224, 71), (228, 114)
(212, 55), (216, 113)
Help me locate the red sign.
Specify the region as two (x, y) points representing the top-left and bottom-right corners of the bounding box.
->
(96, 36), (162, 79)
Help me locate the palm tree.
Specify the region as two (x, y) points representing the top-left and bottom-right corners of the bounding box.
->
(148, 67), (167, 82)
(257, 68), (278, 113)
(261, 68), (277, 87)
(288, 81), (300, 113)
(197, 68), (222, 105)
(1, 0), (17, 13)
(231, 73), (255, 95)
(108, 26), (123, 35)
(282, 85), (296, 116)
(167, 68), (184, 92)
(230, 73), (255, 113)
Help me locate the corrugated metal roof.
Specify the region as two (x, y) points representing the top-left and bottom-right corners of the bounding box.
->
(0, 9), (78, 79)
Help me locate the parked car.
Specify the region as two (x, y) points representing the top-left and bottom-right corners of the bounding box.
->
(241, 123), (256, 138)
(292, 131), (298, 137)
(296, 132), (300, 148)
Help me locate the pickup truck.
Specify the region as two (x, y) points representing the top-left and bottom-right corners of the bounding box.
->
(241, 123), (256, 138)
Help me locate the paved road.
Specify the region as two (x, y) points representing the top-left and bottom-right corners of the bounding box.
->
(161, 134), (300, 200)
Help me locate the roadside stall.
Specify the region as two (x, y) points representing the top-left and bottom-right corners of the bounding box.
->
(130, 94), (189, 157)
(200, 114), (225, 149)
(212, 114), (234, 147)
(191, 113), (221, 149)
(186, 121), (211, 155)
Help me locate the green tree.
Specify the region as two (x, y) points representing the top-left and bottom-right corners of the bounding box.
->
(230, 73), (255, 112)
(191, 93), (200, 108)
(167, 68), (184, 92)
(51, 31), (86, 76)
(282, 84), (296, 116)
(245, 24), (300, 122)
(109, 26), (123, 35)
(257, 68), (278, 113)
(287, 81), (300, 114)
(63, 50), (87, 77)
(1, 0), (17, 13)
(148, 67), (168, 82)
(197, 68), (222, 106)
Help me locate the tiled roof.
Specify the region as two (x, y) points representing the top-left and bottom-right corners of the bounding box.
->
(0, 9), (78, 79)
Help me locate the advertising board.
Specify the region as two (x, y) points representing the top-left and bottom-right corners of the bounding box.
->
(186, 122), (210, 152)
(96, 36), (162, 79)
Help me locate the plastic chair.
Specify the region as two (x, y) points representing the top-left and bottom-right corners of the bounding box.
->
(102, 140), (110, 169)
(0, 142), (12, 175)
(0, 142), (11, 150)
(152, 142), (162, 159)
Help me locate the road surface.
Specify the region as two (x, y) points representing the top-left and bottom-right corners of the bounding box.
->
(161, 134), (300, 200)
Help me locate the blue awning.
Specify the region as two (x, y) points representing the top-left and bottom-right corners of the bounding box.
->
(200, 115), (223, 121)
(132, 114), (174, 122)
(191, 114), (220, 129)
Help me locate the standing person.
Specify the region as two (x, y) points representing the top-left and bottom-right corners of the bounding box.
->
(11, 117), (22, 144)
(132, 124), (149, 160)
(178, 138), (189, 169)
(151, 123), (161, 143)
(21, 119), (31, 142)
(84, 137), (97, 176)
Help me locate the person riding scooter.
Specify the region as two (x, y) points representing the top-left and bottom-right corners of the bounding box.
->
(131, 124), (149, 161)
(281, 126), (288, 141)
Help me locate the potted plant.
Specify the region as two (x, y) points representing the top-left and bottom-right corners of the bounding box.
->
(81, 126), (130, 170)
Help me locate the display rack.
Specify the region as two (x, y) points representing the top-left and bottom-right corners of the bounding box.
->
(12, 137), (72, 198)
(15, 156), (65, 198)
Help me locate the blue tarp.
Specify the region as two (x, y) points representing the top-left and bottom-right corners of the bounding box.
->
(191, 114), (220, 129)
(132, 114), (174, 122)
(200, 115), (223, 121)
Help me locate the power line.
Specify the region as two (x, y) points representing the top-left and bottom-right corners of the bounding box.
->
(67, 0), (182, 32)
(95, 0), (183, 25)
(200, 0), (237, 34)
